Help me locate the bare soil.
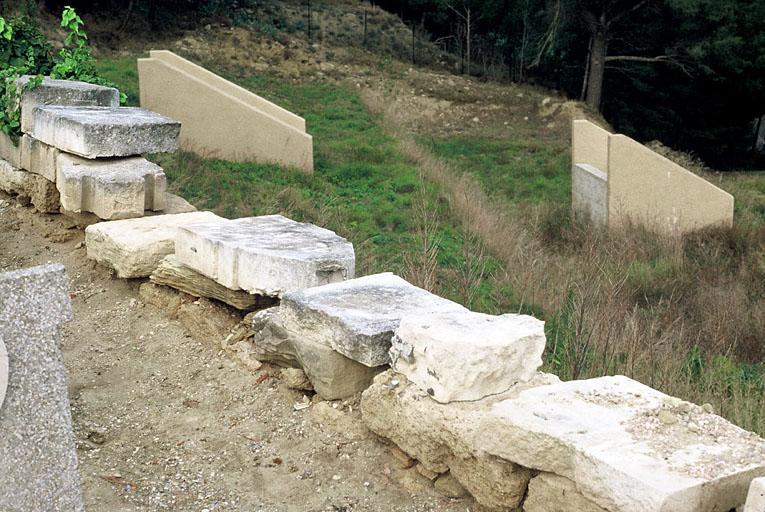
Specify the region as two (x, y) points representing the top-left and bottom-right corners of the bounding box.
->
(0, 194), (482, 512)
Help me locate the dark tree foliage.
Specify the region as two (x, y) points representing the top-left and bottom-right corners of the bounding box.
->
(36, 0), (765, 167)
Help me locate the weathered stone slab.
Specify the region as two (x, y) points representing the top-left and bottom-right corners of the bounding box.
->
(0, 158), (59, 212)
(250, 307), (383, 400)
(744, 478), (765, 512)
(272, 273), (467, 367)
(20, 135), (59, 182)
(175, 214), (355, 296)
(390, 311), (545, 403)
(151, 254), (275, 310)
(57, 153), (167, 220)
(361, 370), (560, 510)
(17, 75), (119, 133)
(524, 473), (608, 512)
(31, 106), (180, 158)
(0, 132), (22, 168)
(478, 376), (765, 512)
(0, 264), (83, 512)
(85, 211), (220, 278)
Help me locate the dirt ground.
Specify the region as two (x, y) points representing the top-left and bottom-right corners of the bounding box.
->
(0, 194), (482, 512)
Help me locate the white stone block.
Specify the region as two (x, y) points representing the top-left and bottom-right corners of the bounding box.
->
(390, 312), (545, 402)
(175, 214), (355, 296)
(56, 153), (166, 220)
(17, 76), (119, 134)
(478, 376), (765, 512)
(31, 106), (180, 158)
(273, 273), (468, 367)
(0, 132), (21, 169)
(745, 478), (765, 512)
(20, 135), (59, 182)
(85, 211), (221, 278)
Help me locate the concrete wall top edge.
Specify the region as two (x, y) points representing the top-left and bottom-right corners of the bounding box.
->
(607, 134), (734, 202)
(147, 50), (305, 132)
(138, 58), (307, 137)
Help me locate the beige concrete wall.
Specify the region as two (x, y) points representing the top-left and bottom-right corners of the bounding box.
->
(571, 119), (734, 234)
(607, 135), (734, 233)
(572, 119), (610, 173)
(148, 51), (305, 132)
(138, 52), (314, 173)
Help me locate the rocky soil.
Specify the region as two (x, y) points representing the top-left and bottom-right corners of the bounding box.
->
(0, 194), (483, 511)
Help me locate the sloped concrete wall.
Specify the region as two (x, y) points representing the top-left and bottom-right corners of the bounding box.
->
(572, 119), (610, 173)
(138, 51), (314, 173)
(571, 119), (734, 234)
(607, 134), (734, 233)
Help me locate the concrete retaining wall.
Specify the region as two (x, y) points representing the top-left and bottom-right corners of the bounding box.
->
(138, 51), (314, 173)
(571, 119), (734, 234)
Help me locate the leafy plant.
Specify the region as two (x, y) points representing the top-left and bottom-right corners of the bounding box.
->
(0, 7), (125, 143)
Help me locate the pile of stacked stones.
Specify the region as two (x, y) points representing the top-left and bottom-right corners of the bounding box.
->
(6, 79), (765, 512)
(0, 77), (181, 220)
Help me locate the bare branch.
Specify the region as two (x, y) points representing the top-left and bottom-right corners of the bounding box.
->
(608, 0), (650, 28)
(605, 54), (693, 76)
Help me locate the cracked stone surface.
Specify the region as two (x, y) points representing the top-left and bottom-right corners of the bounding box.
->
(31, 106), (180, 158)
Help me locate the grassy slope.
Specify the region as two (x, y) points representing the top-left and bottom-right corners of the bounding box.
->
(95, 57), (489, 307)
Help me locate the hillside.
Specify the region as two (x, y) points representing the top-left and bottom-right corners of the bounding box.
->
(84, 0), (765, 439)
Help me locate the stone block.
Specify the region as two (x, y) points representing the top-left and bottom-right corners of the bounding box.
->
(20, 135), (59, 182)
(0, 158), (59, 212)
(361, 370), (559, 510)
(390, 311), (545, 403)
(478, 376), (765, 512)
(745, 478), (765, 512)
(17, 75), (119, 133)
(250, 308), (383, 400)
(31, 106), (180, 158)
(84, 211), (220, 278)
(0, 264), (83, 512)
(151, 255), (275, 311)
(272, 273), (467, 367)
(57, 153), (166, 220)
(0, 132), (21, 168)
(524, 473), (608, 512)
(175, 214), (355, 296)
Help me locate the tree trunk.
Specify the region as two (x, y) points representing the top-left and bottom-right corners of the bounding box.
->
(307, 0), (312, 40)
(466, 8), (471, 75)
(584, 29), (607, 110)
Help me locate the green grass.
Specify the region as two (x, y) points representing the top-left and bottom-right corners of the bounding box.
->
(95, 56), (495, 308)
(95, 56), (140, 106)
(421, 135), (571, 205)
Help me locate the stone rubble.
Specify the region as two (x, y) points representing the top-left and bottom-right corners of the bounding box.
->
(175, 214), (355, 296)
(390, 311), (545, 403)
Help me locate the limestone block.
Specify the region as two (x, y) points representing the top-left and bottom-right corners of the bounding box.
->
(361, 370), (559, 510)
(272, 273), (468, 367)
(0, 338), (7, 410)
(84, 211), (219, 278)
(151, 255), (274, 311)
(57, 153), (166, 220)
(0, 132), (21, 168)
(175, 214), (355, 296)
(0, 264), (83, 512)
(20, 135), (59, 182)
(477, 376), (765, 512)
(17, 75), (119, 133)
(0, 158), (59, 212)
(31, 106), (180, 158)
(572, 163), (608, 228)
(390, 311), (545, 403)
(250, 308), (383, 400)
(744, 478), (765, 512)
(524, 473), (609, 512)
